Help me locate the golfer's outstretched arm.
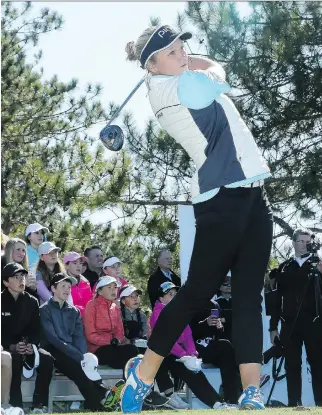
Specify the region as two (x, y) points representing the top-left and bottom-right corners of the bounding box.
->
(188, 55), (226, 81)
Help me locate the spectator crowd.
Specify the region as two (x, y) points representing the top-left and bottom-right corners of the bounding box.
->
(1, 224), (322, 413)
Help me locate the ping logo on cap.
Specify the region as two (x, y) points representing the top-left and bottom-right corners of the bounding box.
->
(157, 26), (172, 38)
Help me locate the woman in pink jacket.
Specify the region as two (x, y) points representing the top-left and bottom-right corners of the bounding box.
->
(150, 282), (234, 409)
(64, 252), (93, 316)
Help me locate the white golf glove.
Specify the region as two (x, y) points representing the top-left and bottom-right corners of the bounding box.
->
(176, 355), (202, 373)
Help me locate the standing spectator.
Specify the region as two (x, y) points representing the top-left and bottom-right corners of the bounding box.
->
(83, 246), (104, 289)
(36, 242), (65, 304)
(149, 282), (234, 409)
(216, 273), (232, 342)
(1, 239), (37, 297)
(39, 273), (124, 411)
(1, 263), (53, 412)
(148, 249), (181, 309)
(83, 277), (138, 372)
(25, 224), (48, 274)
(269, 228), (322, 407)
(63, 252), (92, 315)
(93, 257), (128, 296)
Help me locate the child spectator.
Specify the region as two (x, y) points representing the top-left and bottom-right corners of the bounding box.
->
(119, 285), (148, 345)
(25, 224), (48, 273)
(63, 252), (92, 315)
(35, 242), (65, 304)
(1, 263), (53, 413)
(1, 239), (37, 297)
(83, 276), (138, 370)
(39, 273), (123, 411)
(150, 281), (235, 410)
(93, 257), (128, 296)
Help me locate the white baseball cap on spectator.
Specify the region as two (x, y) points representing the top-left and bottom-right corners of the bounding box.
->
(103, 256), (123, 268)
(25, 223), (49, 237)
(38, 241), (61, 255)
(22, 344), (39, 378)
(119, 285), (142, 299)
(95, 276), (121, 292)
(80, 353), (101, 381)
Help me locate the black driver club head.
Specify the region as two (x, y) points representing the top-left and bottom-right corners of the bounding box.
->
(99, 124), (124, 152)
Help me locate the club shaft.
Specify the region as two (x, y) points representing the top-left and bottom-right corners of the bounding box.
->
(107, 76), (145, 126)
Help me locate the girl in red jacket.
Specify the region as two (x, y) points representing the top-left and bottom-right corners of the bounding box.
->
(83, 276), (138, 371)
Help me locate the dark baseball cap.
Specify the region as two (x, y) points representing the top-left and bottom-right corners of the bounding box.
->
(2, 263), (28, 281)
(50, 272), (77, 288)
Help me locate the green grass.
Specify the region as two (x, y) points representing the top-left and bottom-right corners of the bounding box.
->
(61, 409), (322, 415)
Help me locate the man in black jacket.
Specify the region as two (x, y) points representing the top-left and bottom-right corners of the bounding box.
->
(147, 250), (181, 308)
(269, 228), (322, 407)
(1, 263), (53, 411)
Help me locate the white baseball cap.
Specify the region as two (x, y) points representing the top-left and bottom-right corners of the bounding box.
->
(119, 285), (142, 299)
(81, 353), (101, 381)
(22, 345), (39, 378)
(103, 256), (122, 268)
(38, 241), (61, 255)
(25, 223), (49, 237)
(95, 276), (121, 292)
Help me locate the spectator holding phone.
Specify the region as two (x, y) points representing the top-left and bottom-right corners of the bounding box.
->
(190, 295), (241, 404)
(216, 272), (233, 342)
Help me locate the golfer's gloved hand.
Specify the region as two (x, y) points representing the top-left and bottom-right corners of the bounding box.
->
(176, 356), (202, 373)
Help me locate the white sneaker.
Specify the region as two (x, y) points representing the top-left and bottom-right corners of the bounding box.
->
(171, 393), (190, 409)
(70, 402), (81, 411)
(213, 401), (237, 410)
(3, 407), (24, 415)
(165, 393), (190, 409)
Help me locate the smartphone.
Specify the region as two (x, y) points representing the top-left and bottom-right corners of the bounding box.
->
(211, 309), (220, 319)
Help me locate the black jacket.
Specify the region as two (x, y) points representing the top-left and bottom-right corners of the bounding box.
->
(147, 267), (181, 308)
(216, 296), (232, 342)
(190, 300), (224, 343)
(83, 268), (99, 289)
(1, 289), (40, 351)
(269, 255), (322, 331)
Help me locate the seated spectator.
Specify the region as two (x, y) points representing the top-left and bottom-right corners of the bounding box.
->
(190, 297), (241, 404)
(148, 249), (181, 309)
(25, 224), (48, 273)
(1, 263), (53, 413)
(35, 242), (64, 304)
(1, 238), (37, 297)
(119, 285), (148, 346)
(1, 346), (22, 415)
(83, 246), (104, 289)
(93, 257), (128, 296)
(150, 282), (235, 410)
(83, 276), (138, 371)
(216, 273), (232, 342)
(63, 252), (92, 315)
(39, 273), (124, 411)
(84, 277), (167, 409)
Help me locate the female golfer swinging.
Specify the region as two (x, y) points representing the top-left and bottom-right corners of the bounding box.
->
(121, 25), (273, 412)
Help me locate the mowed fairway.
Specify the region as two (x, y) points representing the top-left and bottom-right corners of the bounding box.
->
(62, 409), (322, 415)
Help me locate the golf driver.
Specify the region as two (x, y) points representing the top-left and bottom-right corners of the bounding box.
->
(99, 75), (146, 151)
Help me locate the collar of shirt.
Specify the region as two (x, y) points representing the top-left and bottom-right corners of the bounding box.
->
(160, 269), (172, 280)
(293, 253), (312, 267)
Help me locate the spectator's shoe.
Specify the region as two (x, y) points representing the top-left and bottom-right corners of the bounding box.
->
(165, 393), (190, 409)
(238, 386), (265, 410)
(121, 356), (153, 413)
(144, 391), (169, 408)
(103, 380), (125, 411)
(2, 406), (24, 415)
(213, 402), (238, 410)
